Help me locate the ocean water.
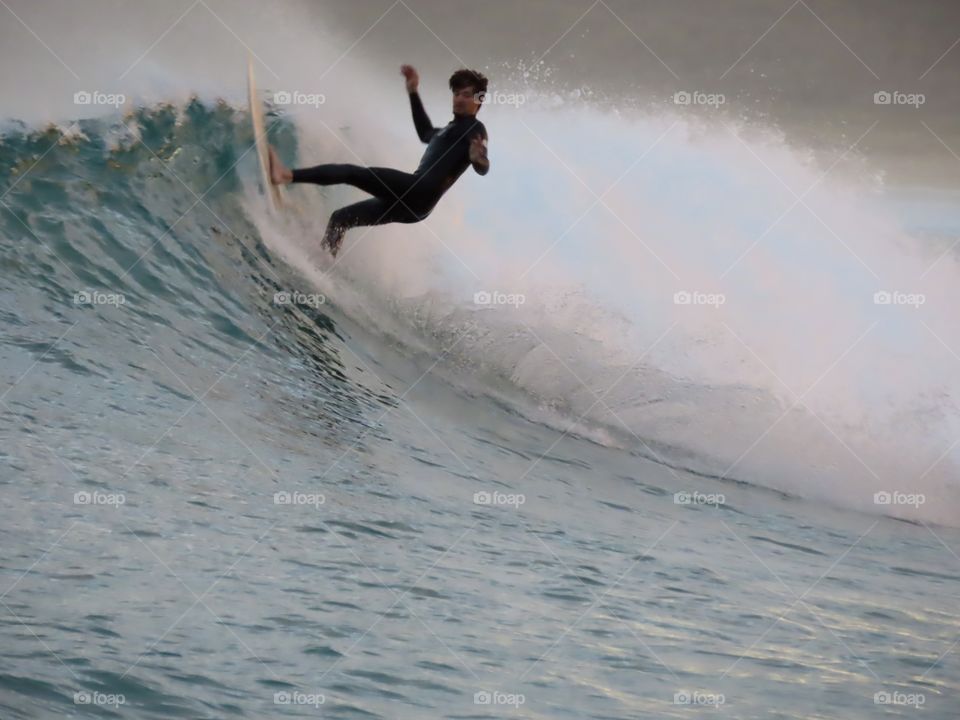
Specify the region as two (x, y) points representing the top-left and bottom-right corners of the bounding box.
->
(1, 99), (959, 720)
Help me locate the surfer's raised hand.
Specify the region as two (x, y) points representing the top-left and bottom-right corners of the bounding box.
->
(400, 64), (419, 93)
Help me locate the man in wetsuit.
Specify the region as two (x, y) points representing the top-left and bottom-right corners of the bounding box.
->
(268, 66), (490, 257)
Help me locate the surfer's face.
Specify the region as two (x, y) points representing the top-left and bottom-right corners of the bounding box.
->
(452, 85), (481, 116)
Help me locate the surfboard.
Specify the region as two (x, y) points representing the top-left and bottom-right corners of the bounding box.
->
(247, 56), (283, 211)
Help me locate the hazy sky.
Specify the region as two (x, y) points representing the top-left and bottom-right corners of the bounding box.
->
(314, 0), (960, 187)
(2, 0), (958, 186)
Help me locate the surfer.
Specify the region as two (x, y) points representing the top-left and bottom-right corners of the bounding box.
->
(268, 66), (490, 257)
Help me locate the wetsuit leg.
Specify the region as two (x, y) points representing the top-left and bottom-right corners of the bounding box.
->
(322, 196), (420, 256)
(292, 163), (436, 255)
(291, 164), (428, 207)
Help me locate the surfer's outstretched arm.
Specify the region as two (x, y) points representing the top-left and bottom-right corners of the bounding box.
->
(408, 92), (436, 143)
(401, 64), (437, 143)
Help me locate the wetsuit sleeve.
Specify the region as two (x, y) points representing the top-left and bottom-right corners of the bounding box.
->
(409, 92), (437, 143)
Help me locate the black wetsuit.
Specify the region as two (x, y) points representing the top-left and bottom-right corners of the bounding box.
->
(290, 91), (488, 252)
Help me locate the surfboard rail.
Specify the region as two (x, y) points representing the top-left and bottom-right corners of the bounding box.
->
(247, 55), (284, 211)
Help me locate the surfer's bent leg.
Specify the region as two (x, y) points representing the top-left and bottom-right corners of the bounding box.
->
(322, 197), (420, 257)
(291, 164), (420, 205)
(291, 164), (432, 256)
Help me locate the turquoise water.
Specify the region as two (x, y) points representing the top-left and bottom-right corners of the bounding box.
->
(1, 103), (959, 718)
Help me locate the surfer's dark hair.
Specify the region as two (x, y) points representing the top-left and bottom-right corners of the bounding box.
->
(449, 68), (489, 102)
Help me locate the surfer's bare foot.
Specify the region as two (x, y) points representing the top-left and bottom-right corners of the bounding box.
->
(321, 239), (341, 258)
(268, 146), (292, 185)
(321, 234), (342, 258)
